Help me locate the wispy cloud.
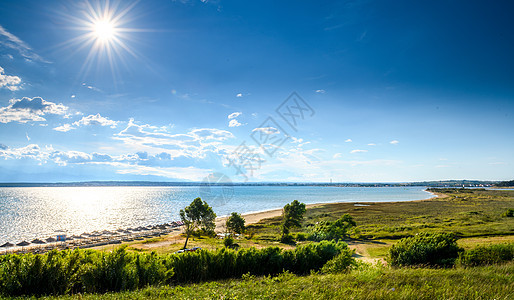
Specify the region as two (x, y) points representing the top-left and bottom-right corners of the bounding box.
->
(345, 139), (352, 142)
(350, 149), (367, 154)
(333, 153), (342, 158)
(0, 25), (48, 62)
(0, 66), (21, 91)
(228, 119), (242, 127)
(252, 127), (280, 135)
(315, 89), (326, 93)
(0, 97), (69, 123)
(53, 113), (119, 132)
(236, 93), (243, 98)
(82, 83), (102, 93)
(390, 140), (399, 145)
(74, 114), (118, 128)
(367, 143), (376, 146)
(228, 112), (242, 119)
(53, 123), (74, 132)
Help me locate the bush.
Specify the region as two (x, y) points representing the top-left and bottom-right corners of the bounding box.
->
(295, 232), (307, 241)
(457, 243), (514, 266)
(280, 233), (295, 244)
(321, 247), (356, 274)
(309, 214), (356, 242)
(502, 208), (514, 217)
(388, 232), (462, 267)
(224, 236), (235, 247)
(0, 247), (171, 296)
(0, 241), (348, 296)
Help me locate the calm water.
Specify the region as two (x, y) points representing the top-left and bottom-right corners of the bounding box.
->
(0, 186), (432, 244)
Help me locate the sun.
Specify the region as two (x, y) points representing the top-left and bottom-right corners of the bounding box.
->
(57, 0), (142, 79)
(93, 19), (116, 41)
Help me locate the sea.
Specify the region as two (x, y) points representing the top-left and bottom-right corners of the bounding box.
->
(0, 186), (432, 245)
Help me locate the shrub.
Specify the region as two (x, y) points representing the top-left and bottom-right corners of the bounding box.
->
(457, 243), (514, 266)
(321, 247), (356, 274)
(280, 233), (295, 244)
(0, 241), (347, 296)
(296, 232), (307, 241)
(388, 232), (462, 267)
(224, 236), (234, 247)
(502, 208), (514, 217)
(309, 214), (356, 241)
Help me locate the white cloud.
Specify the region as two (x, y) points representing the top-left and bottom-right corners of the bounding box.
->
(53, 114), (119, 132)
(191, 128), (234, 141)
(252, 127), (280, 135)
(228, 112), (242, 119)
(345, 139), (352, 142)
(81, 83), (102, 93)
(0, 66), (21, 91)
(367, 143), (376, 146)
(25, 132), (30, 141)
(71, 95), (76, 99)
(0, 144), (47, 161)
(0, 25), (48, 62)
(53, 123), (75, 132)
(350, 149), (368, 154)
(236, 93), (243, 97)
(390, 140), (399, 145)
(0, 97), (69, 123)
(73, 114), (118, 128)
(333, 153), (342, 159)
(228, 119), (242, 127)
(315, 89), (326, 93)
(114, 119), (235, 162)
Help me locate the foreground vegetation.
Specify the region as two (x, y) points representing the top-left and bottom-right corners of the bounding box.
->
(0, 241), (350, 297)
(37, 262), (514, 300)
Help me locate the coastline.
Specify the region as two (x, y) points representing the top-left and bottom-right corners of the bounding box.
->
(215, 189), (443, 230)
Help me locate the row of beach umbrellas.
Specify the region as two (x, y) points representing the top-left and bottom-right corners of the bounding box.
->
(0, 222), (184, 253)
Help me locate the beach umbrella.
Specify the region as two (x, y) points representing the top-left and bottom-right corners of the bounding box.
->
(0, 242), (14, 248)
(31, 239), (46, 244)
(16, 241), (31, 251)
(46, 237), (57, 243)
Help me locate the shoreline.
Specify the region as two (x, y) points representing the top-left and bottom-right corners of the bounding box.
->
(216, 189), (444, 230)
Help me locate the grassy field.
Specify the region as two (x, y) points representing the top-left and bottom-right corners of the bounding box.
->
(247, 188), (514, 240)
(37, 263), (514, 300)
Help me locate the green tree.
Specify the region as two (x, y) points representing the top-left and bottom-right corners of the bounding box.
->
(180, 197), (216, 249)
(226, 212), (246, 234)
(282, 200), (306, 240)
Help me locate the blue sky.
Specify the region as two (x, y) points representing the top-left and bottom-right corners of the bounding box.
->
(0, 0), (513, 183)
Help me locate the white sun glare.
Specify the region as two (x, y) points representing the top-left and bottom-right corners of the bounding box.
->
(93, 20), (115, 41)
(57, 0), (141, 80)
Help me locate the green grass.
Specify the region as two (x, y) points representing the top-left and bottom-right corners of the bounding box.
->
(37, 262), (514, 300)
(249, 188), (514, 242)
